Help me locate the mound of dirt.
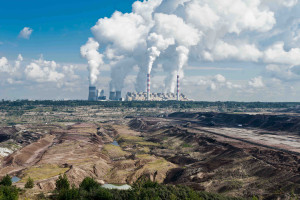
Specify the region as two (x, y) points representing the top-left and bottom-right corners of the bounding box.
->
(0, 127), (18, 142)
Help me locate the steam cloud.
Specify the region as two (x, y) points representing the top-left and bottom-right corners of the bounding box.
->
(80, 38), (103, 86)
(81, 0), (295, 93)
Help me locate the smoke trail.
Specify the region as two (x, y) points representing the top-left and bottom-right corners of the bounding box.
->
(147, 33), (174, 74)
(80, 38), (103, 86)
(176, 46), (189, 73)
(85, 0), (279, 93)
(169, 46), (189, 92)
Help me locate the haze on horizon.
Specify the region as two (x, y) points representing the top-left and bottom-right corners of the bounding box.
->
(1, 0), (300, 102)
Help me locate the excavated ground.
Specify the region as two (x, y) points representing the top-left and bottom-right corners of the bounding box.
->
(0, 111), (299, 199)
(129, 116), (300, 199)
(0, 121), (176, 199)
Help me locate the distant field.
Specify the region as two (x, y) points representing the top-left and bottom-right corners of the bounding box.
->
(1, 100), (300, 109)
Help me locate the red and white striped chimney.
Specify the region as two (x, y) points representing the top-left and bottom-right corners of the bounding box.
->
(177, 75), (180, 101)
(147, 73), (150, 101)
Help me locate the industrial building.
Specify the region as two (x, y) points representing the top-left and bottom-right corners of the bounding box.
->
(88, 73), (188, 101)
(125, 92), (189, 101)
(88, 87), (106, 101)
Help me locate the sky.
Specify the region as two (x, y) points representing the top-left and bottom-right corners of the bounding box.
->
(1, 0), (300, 101)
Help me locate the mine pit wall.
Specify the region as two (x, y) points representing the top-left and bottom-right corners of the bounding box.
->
(168, 112), (300, 134)
(128, 117), (300, 199)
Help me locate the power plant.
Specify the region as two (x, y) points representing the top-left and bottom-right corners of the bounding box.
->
(88, 86), (97, 101)
(88, 73), (189, 101)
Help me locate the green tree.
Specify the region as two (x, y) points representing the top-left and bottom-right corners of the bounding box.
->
(0, 175), (12, 186)
(55, 174), (70, 191)
(24, 177), (34, 189)
(0, 185), (19, 200)
(57, 186), (80, 200)
(79, 177), (99, 192)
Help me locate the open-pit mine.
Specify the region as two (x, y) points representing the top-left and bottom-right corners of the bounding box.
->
(0, 101), (299, 199)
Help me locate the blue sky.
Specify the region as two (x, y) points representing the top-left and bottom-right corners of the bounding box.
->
(1, 0), (300, 101)
(0, 0), (137, 62)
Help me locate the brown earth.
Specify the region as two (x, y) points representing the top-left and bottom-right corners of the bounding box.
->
(0, 112), (299, 200)
(0, 121), (175, 195)
(129, 117), (300, 199)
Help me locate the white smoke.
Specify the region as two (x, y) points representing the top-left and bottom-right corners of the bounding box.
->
(82, 0), (296, 93)
(147, 33), (174, 74)
(169, 46), (189, 92)
(80, 38), (103, 86)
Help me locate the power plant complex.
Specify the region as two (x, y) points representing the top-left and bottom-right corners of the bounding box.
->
(88, 74), (189, 101)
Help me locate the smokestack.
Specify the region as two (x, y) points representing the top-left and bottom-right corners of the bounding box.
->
(88, 86), (97, 101)
(147, 73), (150, 101)
(177, 75), (180, 101)
(116, 91), (122, 101)
(109, 91), (116, 100)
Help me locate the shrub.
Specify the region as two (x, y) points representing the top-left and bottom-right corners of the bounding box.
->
(57, 187), (80, 200)
(86, 187), (113, 200)
(0, 185), (19, 200)
(0, 175), (12, 186)
(55, 174), (70, 191)
(24, 177), (34, 189)
(79, 177), (99, 192)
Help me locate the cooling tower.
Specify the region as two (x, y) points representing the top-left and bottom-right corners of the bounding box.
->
(147, 73), (150, 101)
(116, 91), (122, 100)
(177, 75), (180, 101)
(109, 91), (116, 100)
(88, 86), (97, 101)
(100, 89), (105, 97)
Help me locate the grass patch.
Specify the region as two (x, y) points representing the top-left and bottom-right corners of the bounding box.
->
(138, 146), (150, 154)
(117, 135), (143, 143)
(20, 164), (69, 182)
(102, 144), (128, 158)
(117, 135), (159, 148)
(136, 141), (160, 146)
(182, 143), (192, 148)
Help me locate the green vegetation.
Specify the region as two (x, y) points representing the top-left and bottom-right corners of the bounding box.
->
(0, 175), (12, 186)
(1, 100), (299, 110)
(56, 174), (70, 191)
(0, 175), (18, 200)
(50, 176), (243, 200)
(0, 185), (19, 200)
(102, 144), (129, 158)
(24, 177), (34, 189)
(20, 164), (69, 182)
(182, 143), (192, 148)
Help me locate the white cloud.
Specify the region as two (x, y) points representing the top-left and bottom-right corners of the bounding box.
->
(214, 74), (226, 83)
(265, 64), (300, 82)
(0, 57), (10, 73)
(24, 57), (65, 85)
(205, 40), (263, 62)
(262, 0), (298, 8)
(264, 42), (300, 65)
(91, 11), (148, 51)
(19, 27), (33, 39)
(248, 76), (265, 88)
(154, 13), (201, 47)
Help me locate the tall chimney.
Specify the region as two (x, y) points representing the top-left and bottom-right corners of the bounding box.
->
(177, 75), (180, 101)
(88, 86), (97, 101)
(147, 73), (150, 101)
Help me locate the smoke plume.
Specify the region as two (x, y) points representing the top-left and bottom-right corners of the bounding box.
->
(80, 38), (103, 86)
(82, 0), (289, 93)
(147, 33), (174, 74)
